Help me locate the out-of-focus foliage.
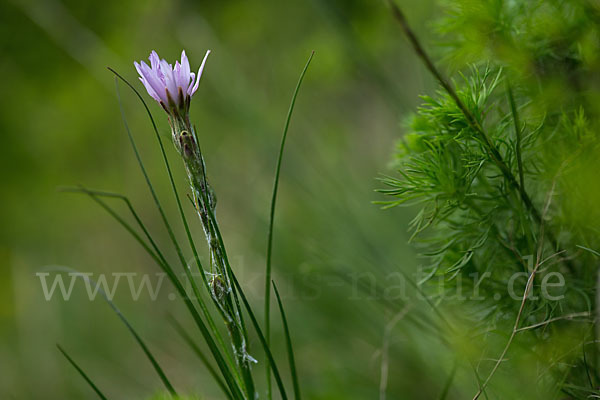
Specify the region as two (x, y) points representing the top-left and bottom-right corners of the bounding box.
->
(0, 0), (456, 399)
(384, 0), (600, 398)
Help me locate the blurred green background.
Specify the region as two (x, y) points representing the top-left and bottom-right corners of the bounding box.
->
(0, 0), (471, 398)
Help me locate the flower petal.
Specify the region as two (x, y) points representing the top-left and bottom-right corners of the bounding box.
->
(135, 61), (154, 92)
(139, 61), (169, 103)
(190, 50), (211, 95)
(160, 59), (178, 102)
(138, 76), (161, 102)
(180, 50), (191, 86)
(149, 50), (161, 71)
(174, 61), (186, 91)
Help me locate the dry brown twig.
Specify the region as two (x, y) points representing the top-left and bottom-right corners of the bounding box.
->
(514, 312), (592, 333)
(472, 180), (556, 400)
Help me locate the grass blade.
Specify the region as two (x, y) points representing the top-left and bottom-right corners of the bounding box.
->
(61, 186), (241, 385)
(61, 188), (245, 399)
(169, 315), (233, 399)
(108, 67), (209, 293)
(112, 76), (199, 289)
(192, 136), (251, 347)
(230, 271), (288, 400)
(52, 268), (177, 396)
(273, 281), (301, 400)
(57, 344), (108, 400)
(103, 294), (178, 397)
(191, 176), (289, 399)
(60, 187), (164, 270)
(264, 51), (314, 399)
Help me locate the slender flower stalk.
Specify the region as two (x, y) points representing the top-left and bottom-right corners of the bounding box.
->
(135, 50), (256, 399)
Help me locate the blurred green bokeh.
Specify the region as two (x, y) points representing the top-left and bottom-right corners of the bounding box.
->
(0, 0), (465, 398)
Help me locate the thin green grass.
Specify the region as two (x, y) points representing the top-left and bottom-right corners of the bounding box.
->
(63, 173), (244, 398)
(57, 344), (108, 400)
(264, 51), (314, 400)
(169, 315), (233, 399)
(52, 267), (176, 396)
(273, 281), (301, 400)
(190, 146), (290, 398)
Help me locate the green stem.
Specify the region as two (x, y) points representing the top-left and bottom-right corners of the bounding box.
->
(173, 118), (256, 399)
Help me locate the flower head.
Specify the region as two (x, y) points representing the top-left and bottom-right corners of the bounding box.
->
(134, 49), (210, 114)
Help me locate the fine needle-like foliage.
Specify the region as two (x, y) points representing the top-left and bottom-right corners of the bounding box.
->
(383, 0), (600, 398)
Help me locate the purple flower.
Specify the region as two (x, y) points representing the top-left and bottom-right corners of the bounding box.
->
(134, 49), (210, 112)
